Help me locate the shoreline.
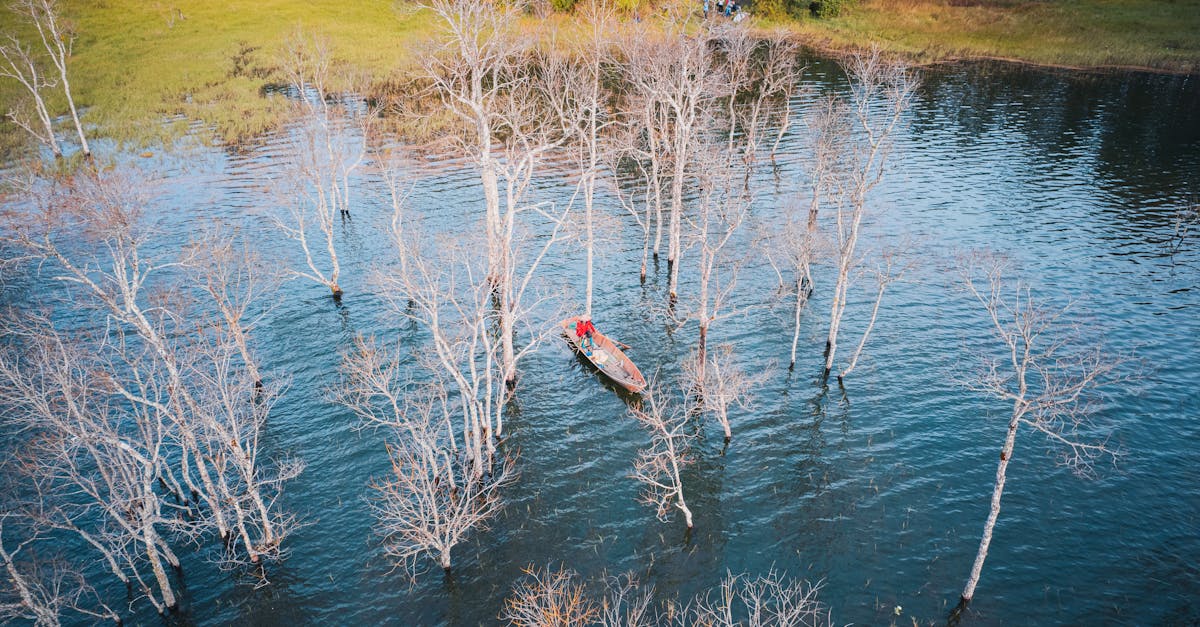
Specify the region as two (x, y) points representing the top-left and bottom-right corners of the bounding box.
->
(0, 0), (1196, 157)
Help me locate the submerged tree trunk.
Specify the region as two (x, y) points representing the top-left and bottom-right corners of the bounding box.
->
(481, 151), (503, 287)
(667, 134), (687, 301)
(962, 412), (1019, 602)
(789, 276), (805, 369)
(143, 520), (176, 611)
(840, 278), (888, 374)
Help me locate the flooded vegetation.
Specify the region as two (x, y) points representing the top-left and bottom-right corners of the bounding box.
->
(1, 1), (1199, 625)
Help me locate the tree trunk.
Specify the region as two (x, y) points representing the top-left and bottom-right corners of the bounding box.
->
(584, 174), (594, 318)
(481, 157), (503, 286)
(143, 524), (176, 611)
(61, 72), (88, 157)
(840, 280), (887, 379)
(789, 277), (804, 368)
(962, 413), (1019, 602)
(678, 493), (694, 529)
(667, 158), (684, 301)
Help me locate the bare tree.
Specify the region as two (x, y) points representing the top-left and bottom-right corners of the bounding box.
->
(337, 337), (515, 573)
(622, 19), (724, 301)
(4, 167), (301, 576)
(779, 97), (841, 370)
(422, 1), (575, 386)
(0, 513), (118, 626)
(956, 252), (1131, 607)
(373, 175), (564, 479)
(612, 71), (668, 270)
(0, 34), (60, 156)
(597, 573), (655, 627)
(837, 244), (910, 380)
(1167, 199), (1199, 260)
(764, 33), (804, 164)
(501, 567), (829, 627)
(685, 143), (750, 381)
(275, 30), (369, 299)
(544, 0), (615, 317)
(822, 50), (915, 379)
(185, 229), (279, 388)
(187, 335), (304, 566)
(8, 0), (88, 156)
(420, 0), (526, 287)
(630, 381), (696, 529)
(713, 26), (801, 173)
(0, 323), (184, 613)
(608, 125), (657, 283)
(684, 344), (766, 442)
(686, 570), (830, 627)
(501, 565), (599, 627)
(374, 399), (515, 573)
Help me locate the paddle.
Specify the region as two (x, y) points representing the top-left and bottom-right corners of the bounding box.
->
(613, 339), (633, 351)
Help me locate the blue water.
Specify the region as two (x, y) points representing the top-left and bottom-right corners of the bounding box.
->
(2, 57), (1198, 625)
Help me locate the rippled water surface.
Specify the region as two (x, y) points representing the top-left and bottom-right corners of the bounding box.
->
(5, 57), (1200, 625)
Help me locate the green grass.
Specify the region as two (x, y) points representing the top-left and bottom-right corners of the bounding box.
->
(780, 0), (1200, 72)
(1, 0), (434, 153)
(0, 0), (1197, 158)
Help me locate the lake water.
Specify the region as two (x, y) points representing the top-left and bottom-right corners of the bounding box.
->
(3, 54), (1199, 625)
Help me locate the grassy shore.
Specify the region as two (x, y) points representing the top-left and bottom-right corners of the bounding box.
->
(0, 0), (1196, 156)
(784, 0), (1200, 74)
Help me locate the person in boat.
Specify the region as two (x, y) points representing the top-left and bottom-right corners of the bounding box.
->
(576, 317), (597, 356)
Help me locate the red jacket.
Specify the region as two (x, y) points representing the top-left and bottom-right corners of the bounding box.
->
(576, 319), (596, 338)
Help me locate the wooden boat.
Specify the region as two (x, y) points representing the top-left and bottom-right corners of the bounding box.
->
(560, 316), (647, 393)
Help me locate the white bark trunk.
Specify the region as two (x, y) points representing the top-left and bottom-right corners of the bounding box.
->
(962, 413), (1019, 602)
(840, 280), (886, 379)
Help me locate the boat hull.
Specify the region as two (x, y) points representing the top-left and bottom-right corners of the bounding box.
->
(560, 316), (647, 393)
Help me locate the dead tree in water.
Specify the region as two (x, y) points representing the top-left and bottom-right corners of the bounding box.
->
(0, 324), (183, 613)
(607, 113), (659, 283)
(955, 252), (1130, 609)
(0, 513), (118, 626)
(686, 143), (750, 382)
(421, 0), (524, 288)
(623, 19), (724, 301)
(185, 230), (278, 388)
(685, 570), (830, 627)
(544, 0), (614, 317)
(336, 343), (515, 573)
(374, 180), (564, 476)
(822, 50), (915, 379)
(714, 25), (801, 173)
(5, 0), (88, 156)
(275, 30), (369, 299)
(764, 33), (804, 164)
(0, 35), (61, 156)
(684, 344), (766, 442)
(3, 168), (301, 580)
(630, 381), (696, 529)
(501, 566), (829, 626)
(782, 97), (841, 370)
(501, 565), (598, 627)
(423, 1), (573, 386)
(837, 244), (909, 380)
